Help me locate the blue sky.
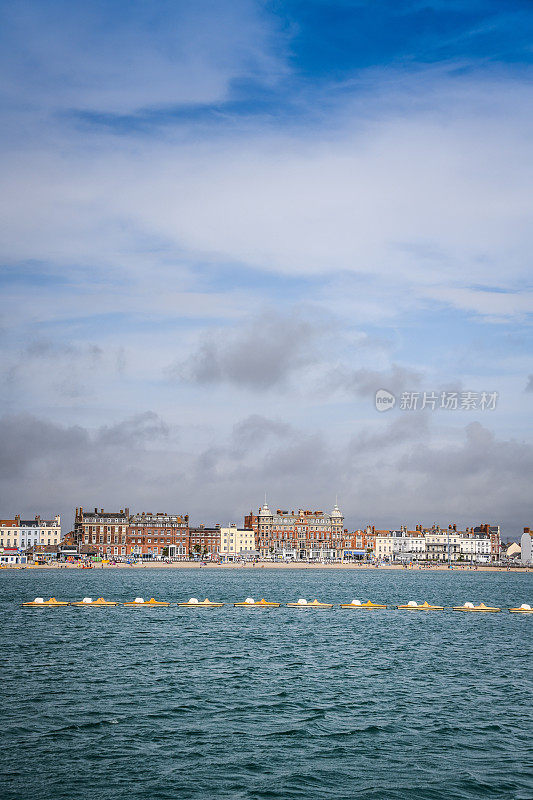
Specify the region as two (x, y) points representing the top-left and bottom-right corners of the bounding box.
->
(0, 0), (532, 536)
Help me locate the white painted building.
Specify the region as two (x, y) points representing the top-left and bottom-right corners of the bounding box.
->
(18, 516), (61, 551)
(0, 548), (23, 565)
(375, 530), (426, 562)
(459, 535), (492, 563)
(521, 528), (532, 565)
(219, 525), (256, 560)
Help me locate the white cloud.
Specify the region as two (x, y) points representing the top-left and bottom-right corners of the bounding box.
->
(0, 0), (286, 114)
(1, 71), (532, 327)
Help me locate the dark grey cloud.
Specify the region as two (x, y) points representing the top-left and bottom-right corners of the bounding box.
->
(96, 412), (169, 447)
(175, 311), (323, 390)
(525, 374), (533, 393)
(0, 415), (89, 480)
(0, 412), (171, 526)
(2, 337), (126, 402)
(1, 411), (531, 540)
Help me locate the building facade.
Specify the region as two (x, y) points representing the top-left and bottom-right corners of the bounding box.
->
(521, 527), (532, 565)
(0, 547), (23, 564)
(74, 507), (129, 558)
(0, 515), (60, 562)
(219, 525), (256, 560)
(473, 523), (501, 562)
(18, 515), (61, 550)
(375, 529), (426, 562)
(459, 531), (492, 563)
(0, 519), (19, 553)
(127, 512), (189, 559)
(189, 526), (220, 559)
(345, 526), (379, 557)
(372, 523), (498, 564)
(425, 526), (463, 561)
(245, 502), (345, 560)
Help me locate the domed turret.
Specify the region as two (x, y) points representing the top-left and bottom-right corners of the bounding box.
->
(331, 502), (342, 519)
(258, 502), (272, 518)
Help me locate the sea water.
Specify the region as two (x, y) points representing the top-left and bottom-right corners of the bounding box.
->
(1, 568), (532, 800)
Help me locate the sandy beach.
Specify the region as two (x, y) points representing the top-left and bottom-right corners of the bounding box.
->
(4, 562), (530, 573)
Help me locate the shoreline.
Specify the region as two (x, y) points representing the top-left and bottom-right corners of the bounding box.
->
(2, 562), (530, 573)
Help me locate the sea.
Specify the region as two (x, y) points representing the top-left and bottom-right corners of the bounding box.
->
(1, 567), (532, 800)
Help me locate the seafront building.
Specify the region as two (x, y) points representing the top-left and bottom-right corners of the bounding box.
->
(347, 526), (380, 556)
(459, 529), (493, 563)
(19, 515), (61, 550)
(74, 507), (129, 558)
(0, 519), (22, 564)
(189, 525), (221, 559)
(521, 527), (532, 565)
(244, 502), (345, 560)
(375, 528), (426, 562)
(0, 502), (507, 565)
(0, 515), (61, 564)
(128, 512), (189, 558)
(374, 524), (498, 564)
(219, 525), (257, 561)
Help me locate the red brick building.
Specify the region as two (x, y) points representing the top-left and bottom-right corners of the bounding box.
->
(74, 507), (129, 557)
(244, 502), (345, 560)
(127, 512), (189, 559)
(346, 525), (381, 555)
(188, 525), (220, 560)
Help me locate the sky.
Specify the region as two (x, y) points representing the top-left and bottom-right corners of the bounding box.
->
(0, 0), (532, 538)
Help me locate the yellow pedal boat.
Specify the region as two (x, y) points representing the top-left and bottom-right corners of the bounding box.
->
(286, 598), (333, 608)
(397, 601), (444, 611)
(453, 602), (500, 612)
(340, 600), (387, 609)
(71, 597), (119, 606)
(234, 598), (280, 607)
(509, 604), (532, 614)
(123, 597), (170, 606)
(22, 597), (69, 607)
(178, 598), (224, 608)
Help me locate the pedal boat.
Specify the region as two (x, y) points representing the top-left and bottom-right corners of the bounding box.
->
(340, 599), (387, 609)
(286, 598), (333, 608)
(234, 597), (280, 607)
(509, 603), (532, 614)
(453, 602), (500, 612)
(71, 597), (119, 606)
(123, 597), (170, 606)
(22, 597), (69, 607)
(178, 598), (224, 608)
(397, 600), (444, 611)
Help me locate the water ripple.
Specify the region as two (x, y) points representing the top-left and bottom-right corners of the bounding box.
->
(1, 568), (532, 800)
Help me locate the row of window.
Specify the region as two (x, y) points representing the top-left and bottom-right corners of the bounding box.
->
(1, 540), (55, 547)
